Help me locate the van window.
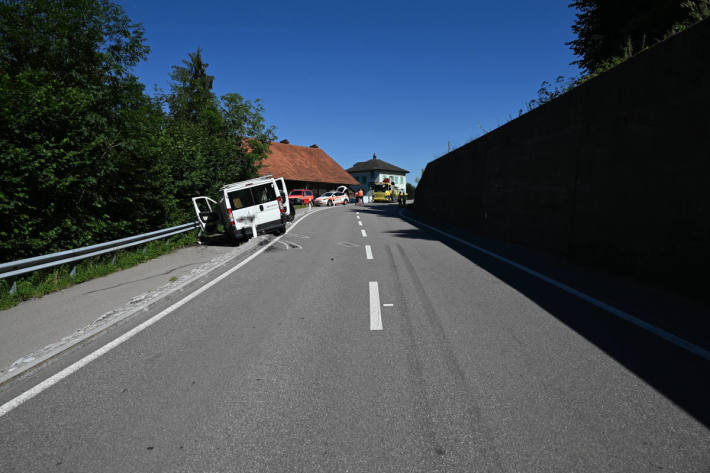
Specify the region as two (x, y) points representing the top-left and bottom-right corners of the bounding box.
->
(252, 183), (277, 204)
(228, 188), (255, 210)
(228, 183), (277, 210)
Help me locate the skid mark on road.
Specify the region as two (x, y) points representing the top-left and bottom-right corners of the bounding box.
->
(337, 241), (360, 248)
(387, 243), (505, 469)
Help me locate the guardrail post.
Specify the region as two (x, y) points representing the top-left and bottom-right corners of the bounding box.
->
(70, 266), (77, 278)
(9, 279), (16, 295)
(142, 246), (147, 254)
(111, 254), (116, 264)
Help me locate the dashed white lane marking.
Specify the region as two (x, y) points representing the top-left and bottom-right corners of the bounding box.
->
(357, 216), (360, 220)
(358, 221), (363, 226)
(369, 281), (383, 330)
(0, 208), (324, 418)
(361, 229), (367, 237)
(400, 210), (710, 361)
(383, 304), (393, 307)
(365, 245), (373, 260)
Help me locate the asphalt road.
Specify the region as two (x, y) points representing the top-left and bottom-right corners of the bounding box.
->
(1, 204), (708, 472)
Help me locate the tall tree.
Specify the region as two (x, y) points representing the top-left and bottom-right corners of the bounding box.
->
(568, 0), (709, 74)
(0, 0), (168, 261)
(166, 48), (219, 127)
(159, 49), (276, 221)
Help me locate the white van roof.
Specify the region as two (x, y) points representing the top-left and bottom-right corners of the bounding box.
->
(220, 175), (274, 192)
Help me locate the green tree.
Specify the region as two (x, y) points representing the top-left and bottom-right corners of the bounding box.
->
(406, 182), (416, 199)
(0, 0), (168, 261)
(159, 49), (276, 221)
(568, 0), (710, 74)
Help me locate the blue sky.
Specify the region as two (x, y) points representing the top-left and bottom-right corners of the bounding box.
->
(120, 1), (581, 183)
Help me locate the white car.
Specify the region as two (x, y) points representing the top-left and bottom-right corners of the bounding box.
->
(314, 191), (348, 206)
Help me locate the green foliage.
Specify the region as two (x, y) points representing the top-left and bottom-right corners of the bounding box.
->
(406, 182), (416, 199)
(0, 2), (276, 267)
(568, 0), (710, 74)
(525, 75), (578, 111)
(158, 49), (276, 222)
(0, 0), (169, 261)
(523, 2), (710, 115)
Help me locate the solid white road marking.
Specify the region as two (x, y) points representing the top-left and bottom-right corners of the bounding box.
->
(276, 241), (289, 250)
(285, 241), (302, 249)
(400, 210), (710, 361)
(369, 281), (383, 330)
(365, 245), (373, 260)
(361, 229), (367, 237)
(383, 304), (393, 307)
(0, 208), (325, 418)
(358, 221), (363, 226)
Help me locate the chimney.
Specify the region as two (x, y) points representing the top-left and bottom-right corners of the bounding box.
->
(280, 139), (290, 144)
(310, 144), (319, 148)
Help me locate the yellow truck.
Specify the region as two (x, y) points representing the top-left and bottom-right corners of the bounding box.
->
(371, 178), (399, 203)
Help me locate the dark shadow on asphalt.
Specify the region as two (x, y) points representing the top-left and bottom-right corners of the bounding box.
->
(362, 203), (710, 428)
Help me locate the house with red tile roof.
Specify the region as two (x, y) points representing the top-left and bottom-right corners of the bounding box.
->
(258, 140), (358, 195)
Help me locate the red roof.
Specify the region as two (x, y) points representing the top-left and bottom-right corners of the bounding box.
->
(258, 142), (358, 186)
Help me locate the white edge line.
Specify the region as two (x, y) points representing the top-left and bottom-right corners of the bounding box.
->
(0, 209), (324, 418)
(365, 245), (373, 260)
(400, 210), (710, 361)
(369, 281), (382, 330)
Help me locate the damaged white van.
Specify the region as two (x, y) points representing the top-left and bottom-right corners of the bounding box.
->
(192, 175), (292, 242)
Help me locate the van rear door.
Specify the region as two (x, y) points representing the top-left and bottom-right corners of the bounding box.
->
(192, 196), (219, 234)
(227, 181), (280, 230)
(277, 177), (291, 218)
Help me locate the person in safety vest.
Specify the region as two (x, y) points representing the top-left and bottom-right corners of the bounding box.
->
(357, 188), (364, 205)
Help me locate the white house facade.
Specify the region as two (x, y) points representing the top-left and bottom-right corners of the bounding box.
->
(346, 154), (409, 194)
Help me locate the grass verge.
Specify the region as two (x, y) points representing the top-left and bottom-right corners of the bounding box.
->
(0, 230), (199, 311)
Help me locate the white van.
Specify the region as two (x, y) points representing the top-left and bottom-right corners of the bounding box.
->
(192, 175), (292, 241)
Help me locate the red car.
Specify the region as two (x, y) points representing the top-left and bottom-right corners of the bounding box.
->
(288, 189), (314, 205)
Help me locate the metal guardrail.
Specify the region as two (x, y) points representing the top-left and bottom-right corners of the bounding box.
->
(0, 222), (199, 286)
